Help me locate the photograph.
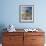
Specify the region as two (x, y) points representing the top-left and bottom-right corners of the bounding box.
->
(0, 0), (45, 46)
(19, 5), (34, 23)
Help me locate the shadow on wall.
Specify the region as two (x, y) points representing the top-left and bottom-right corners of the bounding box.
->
(0, 24), (7, 43)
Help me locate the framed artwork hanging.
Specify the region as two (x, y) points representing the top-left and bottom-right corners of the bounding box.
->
(19, 5), (34, 23)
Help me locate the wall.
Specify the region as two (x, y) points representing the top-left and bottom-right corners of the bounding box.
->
(0, 0), (46, 29)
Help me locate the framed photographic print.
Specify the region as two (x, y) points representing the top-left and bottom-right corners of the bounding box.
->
(19, 5), (34, 23)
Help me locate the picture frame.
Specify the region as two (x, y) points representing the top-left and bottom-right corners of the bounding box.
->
(19, 5), (34, 23)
